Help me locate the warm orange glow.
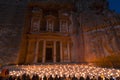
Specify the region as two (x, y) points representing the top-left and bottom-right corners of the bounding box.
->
(2, 64), (120, 78)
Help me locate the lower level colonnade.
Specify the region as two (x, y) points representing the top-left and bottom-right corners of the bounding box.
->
(25, 40), (71, 63)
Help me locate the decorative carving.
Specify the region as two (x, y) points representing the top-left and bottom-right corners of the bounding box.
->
(32, 7), (42, 13)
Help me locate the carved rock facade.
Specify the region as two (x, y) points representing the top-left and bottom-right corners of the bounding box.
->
(0, 0), (120, 64)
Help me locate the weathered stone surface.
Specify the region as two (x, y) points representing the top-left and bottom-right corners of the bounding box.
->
(0, 0), (120, 64)
(78, 11), (120, 62)
(0, 1), (26, 64)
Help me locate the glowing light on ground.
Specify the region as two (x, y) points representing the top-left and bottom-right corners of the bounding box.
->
(1, 64), (120, 78)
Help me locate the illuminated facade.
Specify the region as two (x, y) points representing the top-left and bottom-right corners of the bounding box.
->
(17, 0), (120, 64)
(18, 2), (76, 64)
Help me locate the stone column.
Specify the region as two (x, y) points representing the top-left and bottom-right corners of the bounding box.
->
(67, 42), (70, 62)
(42, 40), (46, 63)
(60, 41), (63, 62)
(53, 41), (56, 63)
(34, 41), (39, 63)
(25, 40), (31, 63)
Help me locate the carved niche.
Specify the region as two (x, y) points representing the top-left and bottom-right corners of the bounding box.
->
(31, 7), (42, 32)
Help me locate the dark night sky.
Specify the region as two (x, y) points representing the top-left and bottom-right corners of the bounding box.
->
(108, 0), (120, 13)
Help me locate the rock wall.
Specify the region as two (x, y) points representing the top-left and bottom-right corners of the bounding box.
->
(78, 11), (120, 62)
(0, 0), (120, 64)
(0, 1), (26, 64)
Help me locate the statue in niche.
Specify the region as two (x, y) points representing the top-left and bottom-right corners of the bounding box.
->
(47, 20), (53, 32)
(31, 18), (40, 32)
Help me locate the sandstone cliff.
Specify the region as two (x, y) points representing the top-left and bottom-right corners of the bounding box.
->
(0, 0), (120, 64)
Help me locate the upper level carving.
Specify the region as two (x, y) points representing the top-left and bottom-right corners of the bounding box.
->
(30, 7), (71, 34)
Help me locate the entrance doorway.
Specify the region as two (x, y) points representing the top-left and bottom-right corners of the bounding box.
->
(46, 48), (53, 62)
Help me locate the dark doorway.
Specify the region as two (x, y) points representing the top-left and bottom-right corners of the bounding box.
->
(46, 48), (53, 62)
